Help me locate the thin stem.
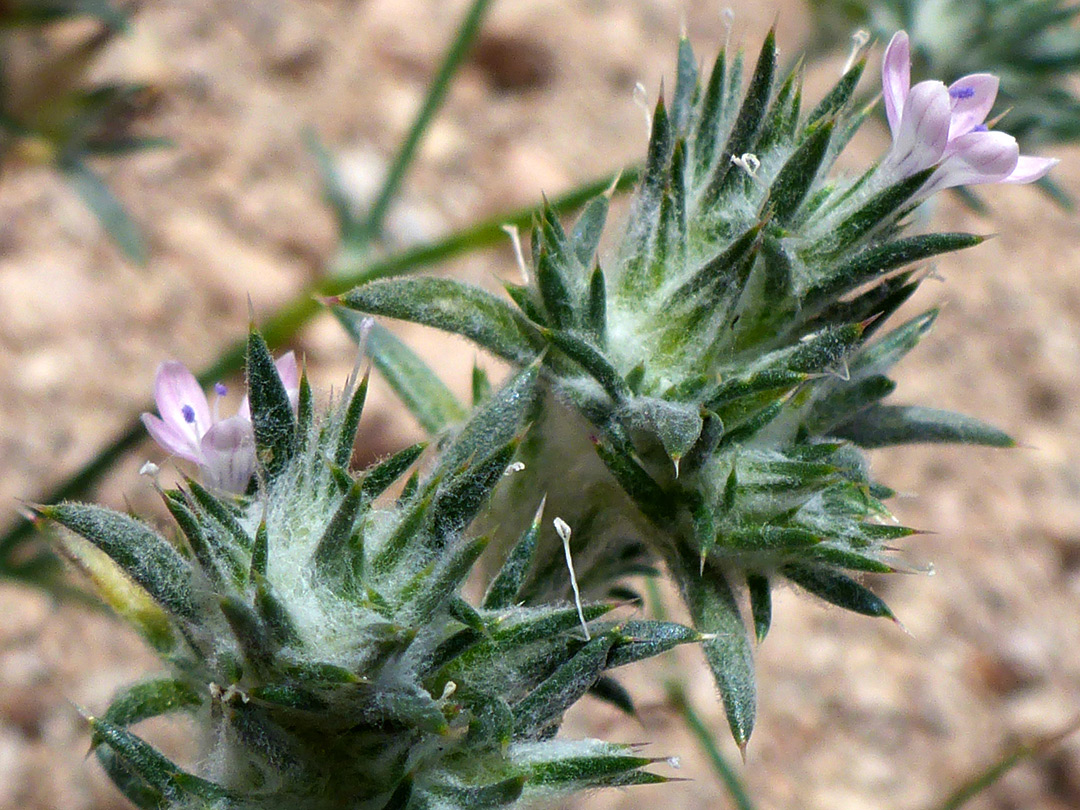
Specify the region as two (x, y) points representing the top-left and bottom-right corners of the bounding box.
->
(932, 717), (1080, 810)
(665, 680), (756, 810)
(0, 167), (640, 563)
(359, 0), (493, 242)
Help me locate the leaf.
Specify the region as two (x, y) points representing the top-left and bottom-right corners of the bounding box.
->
(427, 776), (526, 808)
(312, 478), (366, 594)
(513, 634), (617, 735)
(45, 503), (195, 620)
(805, 57), (866, 126)
(59, 157), (147, 265)
(335, 370), (369, 468)
(606, 620), (701, 668)
(543, 327), (628, 402)
(834, 405), (1015, 448)
(339, 277), (540, 364)
(360, 321), (467, 436)
(101, 679), (202, 732)
(483, 497), (545, 610)
(362, 442), (427, 501)
(746, 573), (771, 644)
(805, 233), (984, 309)
(588, 676), (635, 715)
(571, 195), (609, 267)
(671, 36), (699, 132)
(768, 119), (835, 223)
(247, 328), (297, 481)
(810, 167), (935, 258)
(675, 556), (756, 747)
(702, 27), (776, 205)
(782, 564), (894, 619)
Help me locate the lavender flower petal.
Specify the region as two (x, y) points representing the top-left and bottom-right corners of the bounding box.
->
(1002, 155), (1060, 184)
(153, 361), (211, 442)
(947, 74), (998, 139)
(141, 413), (202, 463)
(200, 416), (256, 493)
(926, 130), (1019, 194)
(882, 80), (951, 179)
(882, 31), (910, 136)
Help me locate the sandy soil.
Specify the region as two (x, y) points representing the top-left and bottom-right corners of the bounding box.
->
(1, 1), (1079, 809)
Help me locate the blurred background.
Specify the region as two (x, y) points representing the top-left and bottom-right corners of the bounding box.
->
(0, 1), (1079, 808)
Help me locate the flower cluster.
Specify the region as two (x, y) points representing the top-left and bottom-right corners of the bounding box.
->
(878, 31), (1058, 196)
(140, 353), (298, 492)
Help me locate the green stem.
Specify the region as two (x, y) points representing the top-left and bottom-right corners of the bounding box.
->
(359, 0), (493, 242)
(932, 717), (1080, 810)
(665, 680), (756, 810)
(0, 167), (640, 563)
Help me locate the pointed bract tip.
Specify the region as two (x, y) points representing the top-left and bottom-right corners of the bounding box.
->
(738, 740), (748, 764)
(315, 294), (342, 308)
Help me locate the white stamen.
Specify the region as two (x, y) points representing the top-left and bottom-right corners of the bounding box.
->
(554, 517), (590, 640)
(844, 29), (870, 75)
(730, 152), (761, 177)
(139, 461), (160, 478)
(355, 316), (376, 358)
(829, 358), (851, 382)
(501, 224), (530, 285)
(721, 8), (735, 50)
(666, 756), (682, 769)
(633, 82), (652, 135)
(503, 461), (526, 476)
(440, 681), (457, 700)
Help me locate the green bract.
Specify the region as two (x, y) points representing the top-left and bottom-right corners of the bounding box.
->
(44, 330), (700, 810)
(337, 30), (1012, 748)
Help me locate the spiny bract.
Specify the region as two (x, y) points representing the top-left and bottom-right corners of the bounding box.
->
(43, 330), (702, 810)
(337, 30), (1018, 747)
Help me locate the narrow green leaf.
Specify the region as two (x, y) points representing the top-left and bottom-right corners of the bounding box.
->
(782, 564), (894, 619)
(746, 573), (771, 644)
(536, 247), (577, 329)
(185, 478), (253, 552)
(362, 321), (466, 436)
(513, 634), (616, 735)
(428, 776), (525, 808)
(835, 405), (1015, 448)
(676, 557), (755, 747)
(161, 490), (241, 588)
(405, 535), (489, 625)
(693, 47), (728, 178)
(362, 442), (427, 501)
(483, 497), (545, 610)
(101, 679), (202, 730)
(588, 675), (635, 715)
(806, 233), (984, 309)
(768, 119), (835, 223)
(812, 167), (935, 257)
(312, 479), (366, 592)
(805, 57), (866, 126)
(571, 195), (609, 267)
(671, 36), (698, 132)
(471, 363), (491, 406)
(585, 262), (607, 345)
(247, 329), (297, 481)
(45, 503), (195, 620)
(335, 370), (369, 468)
(703, 27), (776, 205)
(428, 441), (518, 544)
(60, 157), (147, 265)
(607, 620), (701, 668)
(219, 595), (275, 671)
(339, 278), (539, 364)
(543, 327), (629, 402)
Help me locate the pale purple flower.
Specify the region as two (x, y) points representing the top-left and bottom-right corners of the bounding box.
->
(879, 31), (1058, 196)
(141, 352), (299, 493)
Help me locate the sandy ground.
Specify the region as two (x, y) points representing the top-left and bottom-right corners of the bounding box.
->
(1, 1), (1079, 808)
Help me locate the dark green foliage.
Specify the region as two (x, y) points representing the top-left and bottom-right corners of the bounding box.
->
(49, 329), (691, 810)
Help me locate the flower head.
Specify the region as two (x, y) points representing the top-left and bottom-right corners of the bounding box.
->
(141, 352), (299, 492)
(879, 31), (1058, 195)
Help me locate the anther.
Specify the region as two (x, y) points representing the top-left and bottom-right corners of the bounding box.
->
(554, 517), (590, 640)
(950, 86), (976, 100)
(181, 405), (196, 423)
(214, 382), (228, 396)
